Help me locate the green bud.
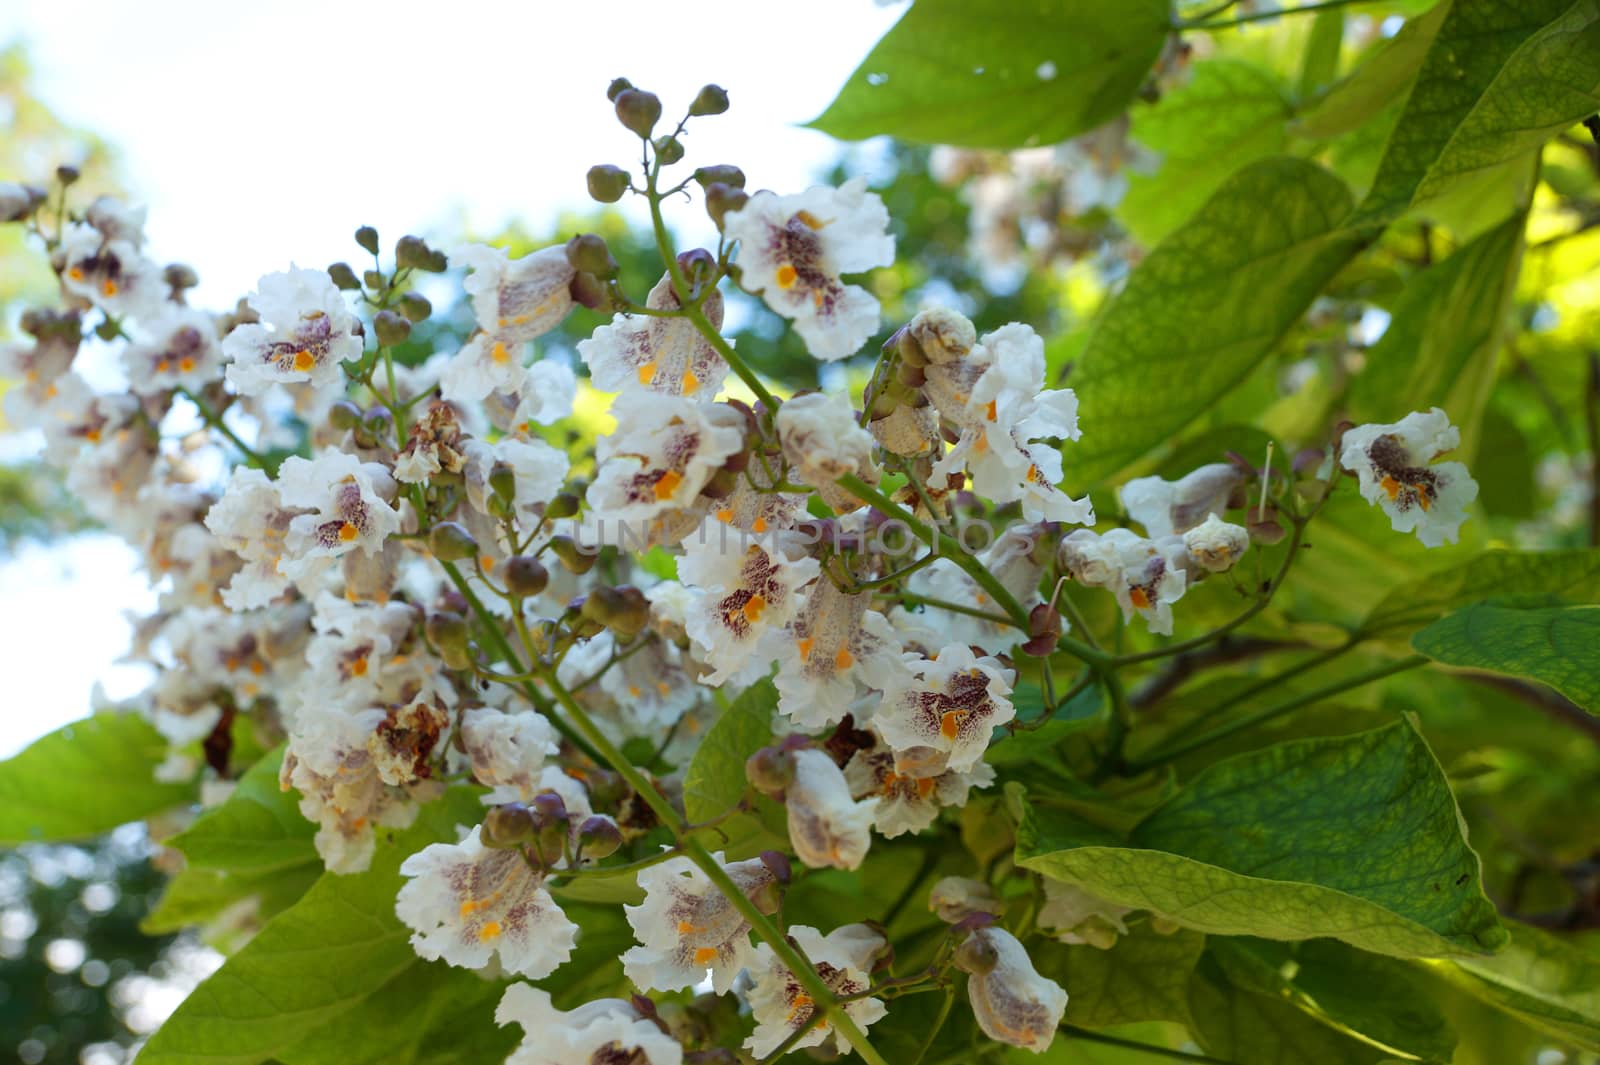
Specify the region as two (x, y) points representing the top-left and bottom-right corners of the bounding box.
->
(482, 802), (535, 848)
(704, 183), (750, 228)
(532, 791), (569, 825)
(394, 235), (433, 271)
(425, 610), (470, 653)
(748, 877), (784, 917)
(564, 233), (617, 278)
(362, 404), (394, 437)
(545, 491), (582, 519)
(953, 931), (1001, 976)
(689, 84), (730, 116)
(428, 521), (479, 562)
(569, 271), (611, 312)
(503, 555), (550, 598)
(587, 164), (631, 204)
(327, 262), (361, 291)
(653, 135), (684, 165)
(422, 248), (449, 272)
(549, 535), (598, 575)
(163, 263), (199, 291)
(55, 165), (81, 187)
(614, 89), (662, 138)
(327, 399), (363, 431)
(363, 268), (386, 290)
(398, 291), (432, 323)
(693, 165), (745, 189)
(577, 816), (623, 860)
(488, 460), (517, 505)
(355, 225), (380, 255)
(678, 248), (717, 287)
(745, 746), (794, 798)
(373, 310), (411, 346)
(94, 318), (121, 342)
(606, 77), (634, 102)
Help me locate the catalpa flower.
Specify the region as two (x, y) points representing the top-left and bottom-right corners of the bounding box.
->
(893, 525), (1048, 655)
(742, 923), (886, 1059)
(39, 373), (139, 460)
(681, 539), (819, 687)
(1060, 528), (1188, 636)
(960, 927), (1068, 1052)
(1121, 463), (1242, 538)
(0, 318), (79, 412)
(786, 748), (878, 871)
(1182, 513), (1250, 574)
(775, 390), (879, 511)
(457, 242), (575, 345)
(767, 580), (903, 729)
(204, 467), (301, 610)
(622, 852), (776, 994)
(1038, 880), (1133, 950)
(843, 737), (994, 838)
(396, 824), (578, 978)
(1339, 408), (1478, 547)
(224, 267), (364, 395)
(58, 221), (163, 320)
(579, 273), (729, 399)
(724, 177), (894, 361)
(496, 985), (683, 1065)
(122, 307), (224, 396)
(586, 393), (744, 523)
(875, 644), (1014, 774)
(459, 707), (560, 800)
(275, 451), (401, 583)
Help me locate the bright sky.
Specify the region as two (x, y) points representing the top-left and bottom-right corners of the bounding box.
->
(0, 0), (905, 756)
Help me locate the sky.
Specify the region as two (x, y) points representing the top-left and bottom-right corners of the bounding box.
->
(0, 0), (906, 756)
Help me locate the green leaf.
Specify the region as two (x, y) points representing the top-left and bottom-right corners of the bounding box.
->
(809, 0), (1171, 149)
(141, 863), (320, 945)
(1119, 60), (1292, 244)
(1354, 0), (1584, 224)
(1349, 211), (1525, 459)
(1297, 7), (1347, 100)
(0, 711), (195, 843)
(1294, 0), (1450, 139)
(1035, 925), (1205, 1030)
(1016, 719), (1507, 958)
(1363, 548), (1600, 635)
(1188, 952), (1391, 1065)
(1435, 921), (1600, 1052)
(1065, 156), (1367, 489)
(681, 680), (787, 859)
(168, 746), (316, 874)
(1413, 601), (1600, 711)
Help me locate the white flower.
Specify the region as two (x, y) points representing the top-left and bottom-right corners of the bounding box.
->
(276, 451), (401, 582)
(122, 308), (224, 396)
(844, 739), (994, 838)
(462, 434), (569, 522)
(496, 985), (683, 1065)
(497, 360), (580, 430)
(1339, 408), (1478, 547)
(724, 177), (895, 361)
(587, 394), (745, 523)
(894, 525), (1048, 655)
(396, 825), (577, 978)
(579, 273), (729, 399)
(0, 321), (79, 414)
(223, 267), (363, 395)
(786, 748), (878, 871)
(1038, 880), (1133, 950)
(622, 852), (776, 994)
(961, 928), (1067, 1052)
(459, 707), (559, 797)
(768, 580), (905, 730)
(681, 539), (820, 686)
(58, 221), (163, 320)
(38, 372), (139, 460)
(1060, 528), (1188, 636)
(743, 923), (886, 1059)
(457, 242), (575, 344)
(439, 333), (529, 404)
(205, 467), (300, 609)
(776, 390), (878, 510)
(1121, 463), (1242, 538)
(84, 196), (148, 245)
(1182, 514), (1250, 573)
(928, 876), (1003, 924)
(875, 644), (1014, 774)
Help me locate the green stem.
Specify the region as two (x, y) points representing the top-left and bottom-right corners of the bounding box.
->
(177, 388), (269, 467)
(1127, 654), (1428, 771)
(1182, 0), (1376, 31)
(894, 592), (1015, 628)
(909, 986), (957, 1065)
(1060, 1024), (1240, 1065)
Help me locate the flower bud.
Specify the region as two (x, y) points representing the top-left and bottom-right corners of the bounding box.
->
(163, 263), (199, 293)
(569, 271), (611, 311)
(748, 876), (784, 917)
(428, 521), (478, 562)
(577, 815), (623, 860)
(373, 310), (411, 346)
(606, 77), (634, 102)
(482, 802), (535, 848)
(355, 225), (380, 255)
(532, 790), (569, 826)
(745, 745), (795, 798)
(362, 404), (394, 438)
(503, 555), (550, 598)
(1246, 511), (1287, 545)
(614, 89), (662, 138)
(0, 182), (39, 222)
(397, 291), (432, 323)
(693, 165), (745, 189)
(587, 164), (631, 203)
(678, 248), (717, 288)
(548, 535), (598, 574)
(327, 399), (363, 431)
(653, 135), (685, 165)
(689, 84), (730, 116)
(425, 610), (472, 666)
(545, 491), (582, 519)
(703, 183), (749, 228)
(929, 877), (1003, 924)
(55, 165), (81, 187)
(907, 307), (977, 365)
(758, 850), (792, 887)
(583, 585), (650, 640)
(394, 235), (435, 271)
(953, 931), (1001, 975)
(363, 268), (386, 290)
(327, 262), (361, 290)
(565, 233), (617, 278)
(488, 461), (517, 506)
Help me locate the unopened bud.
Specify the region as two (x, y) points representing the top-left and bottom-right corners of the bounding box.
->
(545, 492), (582, 519)
(1247, 513), (1287, 545)
(689, 84), (730, 116)
(606, 77), (634, 102)
(549, 535), (597, 574)
(532, 790), (569, 826)
(569, 271), (611, 311)
(394, 235), (434, 271)
(704, 183), (749, 228)
(565, 233), (617, 278)
(163, 263), (199, 292)
(363, 268), (386, 290)
(693, 165), (745, 189)
(758, 850), (792, 887)
(327, 399), (363, 431)
(482, 802), (535, 848)
(398, 291), (432, 323)
(678, 248), (717, 288)
(907, 307), (977, 365)
(503, 555), (550, 598)
(488, 461), (517, 505)
(587, 164), (631, 203)
(327, 262), (361, 290)
(362, 404), (393, 437)
(55, 165), (81, 187)
(0, 183), (36, 222)
(428, 521), (478, 562)
(745, 745), (794, 798)
(577, 815), (623, 860)
(374, 310), (411, 346)
(653, 135), (685, 165)
(953, 930), (1002, 976)
(425, 610), (471, 657)
(614, 89), (662, 138)
(355, 225), (380, 255)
